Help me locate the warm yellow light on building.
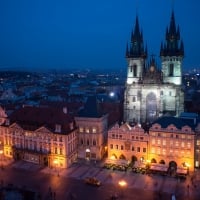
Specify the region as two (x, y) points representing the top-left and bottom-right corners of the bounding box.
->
(110, 155), (116, 160)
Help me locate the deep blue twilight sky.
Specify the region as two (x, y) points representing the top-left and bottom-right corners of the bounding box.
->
(0, 0), (199, 72)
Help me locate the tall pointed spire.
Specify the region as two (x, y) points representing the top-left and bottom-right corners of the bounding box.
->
(160, 10), (184, 57)
(126, 15), (147, 59)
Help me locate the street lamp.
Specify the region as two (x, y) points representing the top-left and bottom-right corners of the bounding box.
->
(118, 180), (127, 198)
(53, 159), (59, 177)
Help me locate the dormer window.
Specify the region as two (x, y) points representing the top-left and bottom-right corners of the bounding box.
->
(70, 122), (73, 130)
(55, 124), (61, 133)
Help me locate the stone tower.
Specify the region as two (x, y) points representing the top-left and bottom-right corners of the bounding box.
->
(124, 11), (184, 124)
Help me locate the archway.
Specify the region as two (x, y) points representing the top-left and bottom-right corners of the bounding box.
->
(159, 160), (165, 164)
(110, 154), (117, 159)
(169, 161), (177, 176)
(151, 158), (157, 163)
(119, 154), (126, 160)
(146, 92), (157, 122)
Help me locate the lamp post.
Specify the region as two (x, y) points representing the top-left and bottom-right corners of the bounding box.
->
(118, 180), (127, 198)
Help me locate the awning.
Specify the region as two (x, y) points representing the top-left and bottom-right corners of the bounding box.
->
(150, 163), (168, 172)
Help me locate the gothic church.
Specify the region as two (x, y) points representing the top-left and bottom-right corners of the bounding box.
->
(124, 10), (184, 123)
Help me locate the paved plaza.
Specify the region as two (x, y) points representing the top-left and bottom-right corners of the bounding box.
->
(1, 158), (200, 200)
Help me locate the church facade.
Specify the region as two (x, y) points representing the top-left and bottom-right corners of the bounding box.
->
(124, 11), (184, 123)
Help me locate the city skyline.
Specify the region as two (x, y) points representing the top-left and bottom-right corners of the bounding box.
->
(0, 0), (199, 72)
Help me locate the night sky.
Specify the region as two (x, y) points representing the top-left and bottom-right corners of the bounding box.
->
(0, 0), (199, 72)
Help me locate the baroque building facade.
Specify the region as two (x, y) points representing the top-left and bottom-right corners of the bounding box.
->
(0, 106), (77, 169)
(124, 11), (184, 123)
(107, 115), (198, 173)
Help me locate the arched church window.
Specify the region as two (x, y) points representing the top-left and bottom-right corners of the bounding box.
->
(169, 64), (174, 76)
(133, 65), (137, 77)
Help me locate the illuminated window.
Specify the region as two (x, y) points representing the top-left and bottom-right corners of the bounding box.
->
(170, 140), (173, 146)
(151, 148), (155, 154)
(152, 139), (155, 145)
(137, 147), (140, 152)
(187, 142), (191, 148)
(143, 148), (146, 153)
(175, 141), (179, 147)
(92, 128), (96, 133)
(197, 140), (200, 146)
(86, 128), (90, 133)
(157, 140), (161, 145)
(162, 140), (166, 145)
(157, 148), (160, 154)
(162, 149), (166, 155)
(79, 127), (83, 133)
(110, 144), (113, 149)
(181, 142), (185, 148)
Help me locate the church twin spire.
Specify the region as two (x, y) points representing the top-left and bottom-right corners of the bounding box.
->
(126, 16), (147, 59)
(126, 10), (184, 59)
(160, 10), (184, 57)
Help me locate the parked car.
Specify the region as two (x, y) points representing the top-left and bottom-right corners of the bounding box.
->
(84, 177), (101, 186)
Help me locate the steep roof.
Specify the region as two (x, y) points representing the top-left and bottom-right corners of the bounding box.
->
(152, 116), (196, 130)
(6, 106), (76, 134)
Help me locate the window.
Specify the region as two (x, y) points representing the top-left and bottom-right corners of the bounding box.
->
(170, 134), (173, 138)
(132, 96), (136, 102)
(143, 148), (146, 153)
(55, 147), (57, 154)
(162, 140), (166, 145)
(169, 64), (174, 76)
(157, 140), (161, 145)
(79, 127), (83, 133)
(87, 139), (89, 145)
(175, 141), (179, 147)
(197, 140), (200, 146)
(133, 65), (137, 77)
(140, 137), (144, 140)
(152, 139), (155, 145)
(137, 147), (140, 152)
(81, 139), (83, 145)
(131, 146), (134, 151)
(93, 140), (96, 146)
(162, 149), (166, 155)
(116, 145), (118, 149)
(187, 142), (191, 148)
(176, 135), (179, 139)
(180, 142), (184, 148)
(121, 145), (124, 150)
(60, 148), (63, 155)
(158, 133), (161, 137)
(86, 128), (89, 133)
(112, 134), (115, 138)
(92, 128), (97, 133)
(110, 144), (113, 149)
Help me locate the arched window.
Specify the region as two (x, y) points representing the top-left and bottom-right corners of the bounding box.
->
(93, 140), (96, 146)
(169, 64), (174, 76)
(133, 65), (137, 77)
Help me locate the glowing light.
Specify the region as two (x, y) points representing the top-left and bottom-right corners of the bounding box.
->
(109, 92), (115, 97)
(110, 155), (116, 160)
(118, 180), (127, 187)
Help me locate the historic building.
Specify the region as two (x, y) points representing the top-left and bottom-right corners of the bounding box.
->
(0, 106), (77, 168)
(124, 11), (184, 123)
(75, 96), (108, 161)
(107, 122), (148, 165)
(107, 114), (198, 173)
(149, 116), (195, 173)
